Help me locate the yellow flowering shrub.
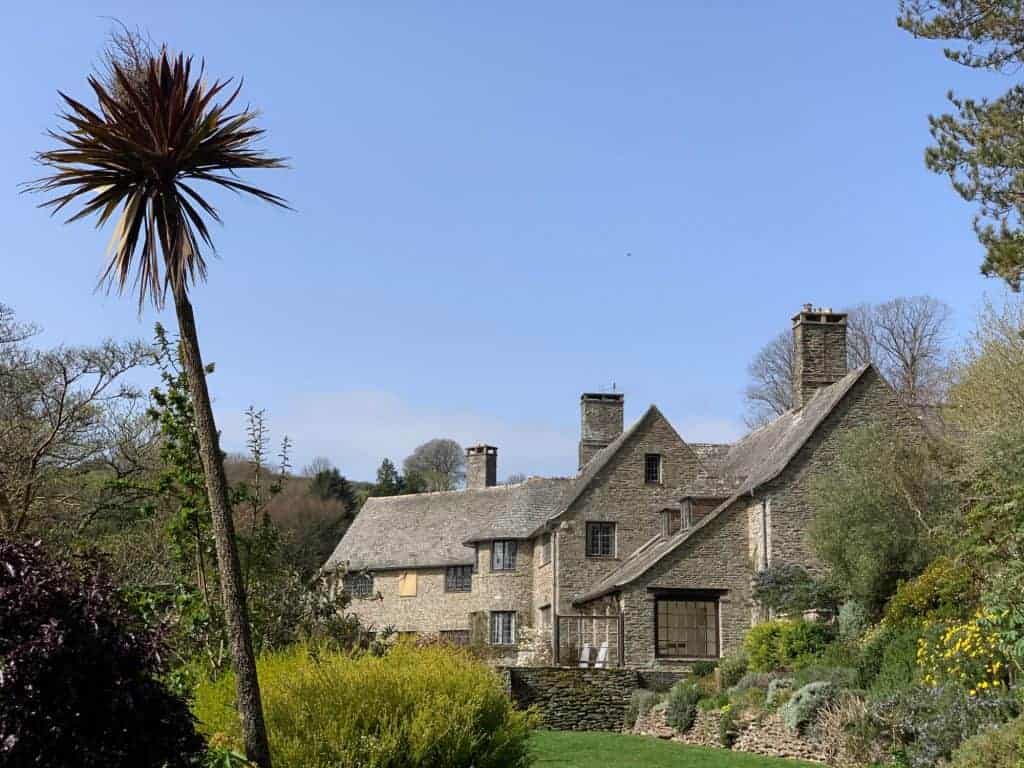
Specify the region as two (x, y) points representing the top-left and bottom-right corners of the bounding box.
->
(916, 612), (1009, 696)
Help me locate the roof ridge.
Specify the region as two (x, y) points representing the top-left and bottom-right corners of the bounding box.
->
(574, 365), (878, 603)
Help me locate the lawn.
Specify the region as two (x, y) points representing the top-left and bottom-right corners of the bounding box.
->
(531, 731), (818, 768)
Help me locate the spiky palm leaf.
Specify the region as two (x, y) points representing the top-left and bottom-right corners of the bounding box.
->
(27, 52), (288, 310)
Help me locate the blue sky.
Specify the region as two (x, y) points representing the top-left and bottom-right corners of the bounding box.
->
(1, 2), (1012, 481)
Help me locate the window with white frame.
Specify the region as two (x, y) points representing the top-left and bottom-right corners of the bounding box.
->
(491, 540), (518, 571)
(490, 611), (516, 645)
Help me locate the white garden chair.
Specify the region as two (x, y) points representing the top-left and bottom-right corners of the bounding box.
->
(578, 642), (592, 668)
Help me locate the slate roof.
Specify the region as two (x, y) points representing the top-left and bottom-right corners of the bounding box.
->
(575, 365), (873, 604)
(323, 476), (571, 572)
(689, 442), (731, 474)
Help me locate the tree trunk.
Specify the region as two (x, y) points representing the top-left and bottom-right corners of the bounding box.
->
(172, 283), (273, 768)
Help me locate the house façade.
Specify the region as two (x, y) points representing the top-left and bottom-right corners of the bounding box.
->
(323, 305), (920, 669)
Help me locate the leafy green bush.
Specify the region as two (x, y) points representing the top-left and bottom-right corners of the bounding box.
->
(718, 704), (742, 748)
(744, 619), (833, 672)
(808, 423), (955, 615)
(698, 693), (730, 711)
(624, 689), (659, 730)
(860, 623), (922, 695)
(949, 715), (1024, 768)
(780, 681), (835, 732)
(766, 678), (794, 708)
(0, 541), (204, 768)
(690, 660), (717, 677)
(777, 619), (835, 664)
(792, 664), (859, 690)
(870, 684), (1020, 768)
(838, 600), (869, 642)
(745, 621), (786, 671)
(719, 649), (749, 688)
(193, 642), (535, 768)
(665, 680), (703, 733)
(885, 557), (977, 626)
(751, 563), (840, 614)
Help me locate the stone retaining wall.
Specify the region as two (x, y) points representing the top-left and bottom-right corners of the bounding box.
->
(504, 667), (637, 731)
(633, 700), (829, 764)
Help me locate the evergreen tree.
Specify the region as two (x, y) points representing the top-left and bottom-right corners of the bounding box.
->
(900, 1), (1024, 290)
(309, 468), (356, 510)
(373, 459), (403, 497)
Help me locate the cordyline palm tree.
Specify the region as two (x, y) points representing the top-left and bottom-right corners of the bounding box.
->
(27, 51), (287, 768)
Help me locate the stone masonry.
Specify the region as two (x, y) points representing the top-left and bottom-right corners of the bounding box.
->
(505, 666), (637, 731)
(325, 303), (925, 672)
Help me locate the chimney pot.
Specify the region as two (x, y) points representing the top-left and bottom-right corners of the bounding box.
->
(466, 444), (497, 489)
(578, 392), (624, 469)
(791, 305), (848, 409)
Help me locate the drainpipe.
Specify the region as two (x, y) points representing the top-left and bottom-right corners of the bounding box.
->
(761, 499), (769, 571)
(551, 524), (559, 665)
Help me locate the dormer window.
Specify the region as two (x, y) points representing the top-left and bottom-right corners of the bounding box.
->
(645, 454), (663, 484)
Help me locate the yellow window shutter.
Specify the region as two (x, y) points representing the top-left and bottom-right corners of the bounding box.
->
(398, 572), (417, 597)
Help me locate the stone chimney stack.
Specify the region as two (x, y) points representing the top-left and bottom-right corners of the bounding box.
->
(792, 304), (848, 409)
(579, 392), (624, 469)
(466, 445), (498, 489)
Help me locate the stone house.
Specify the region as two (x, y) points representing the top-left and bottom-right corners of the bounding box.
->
(324, 305), (919, 669)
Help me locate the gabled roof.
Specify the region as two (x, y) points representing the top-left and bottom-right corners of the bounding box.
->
(533, 404), (715, 535)
(323, 476), (571, 572)
(575, 365), (874, 603)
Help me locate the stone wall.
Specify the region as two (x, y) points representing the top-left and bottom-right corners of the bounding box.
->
(558, 409), (705, 615)
(343, 539), (546, 664)
(633, 701), (828, 764)
(505, 667), (637, 731)
(619, 501), (752, 668)
(759, 366), (921, 577)
(636, 669), (685, 692)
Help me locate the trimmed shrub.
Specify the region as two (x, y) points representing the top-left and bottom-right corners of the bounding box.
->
(766, 677), (794, 708)
(665, 680), (703, 733)
(745, 619), (833, 672)
(0, 541), (203, 768)
(781, 681), (836, 732)
(719, 649), (749, 688)
(193, 642), (535, 768)
(950, 715), (1024, 768)
(838, 600), (869, 642)
(869, 684), (1020, 768)
(777, 619), (835, 664)
(624, 689), (659, 730)
(745, 621), (786, 671)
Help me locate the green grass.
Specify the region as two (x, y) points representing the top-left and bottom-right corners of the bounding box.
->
(531, 731), (818, 768)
